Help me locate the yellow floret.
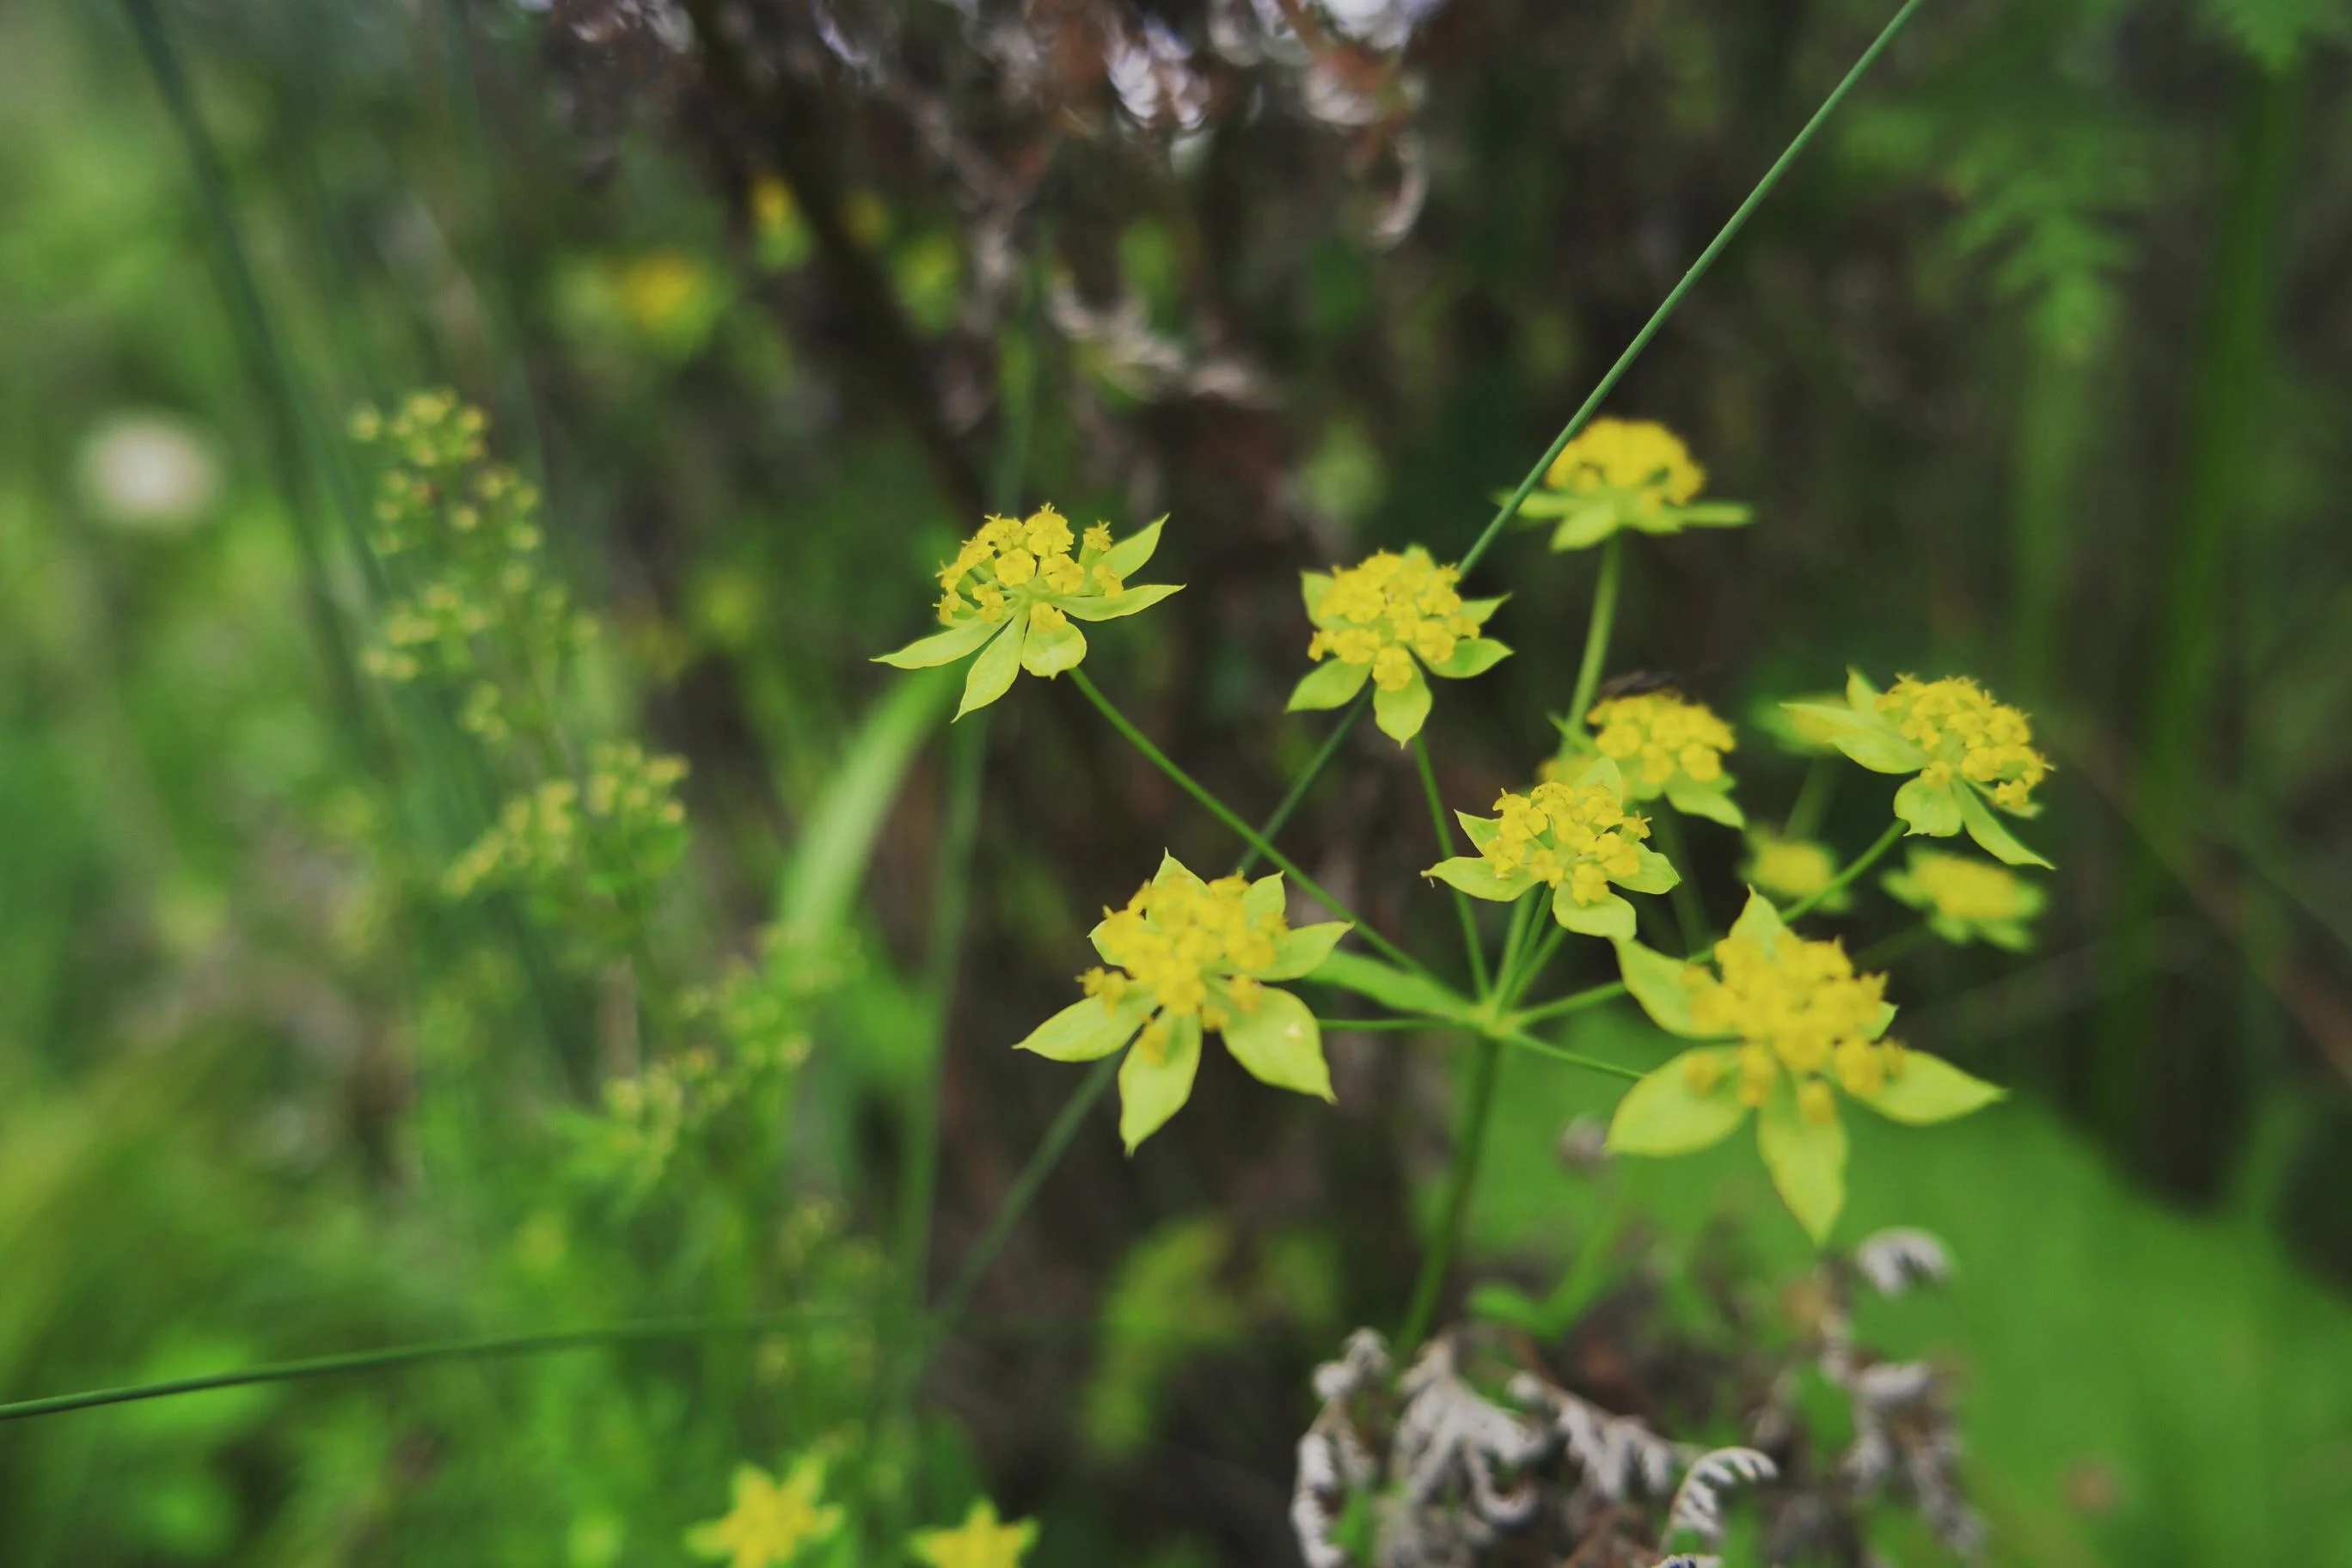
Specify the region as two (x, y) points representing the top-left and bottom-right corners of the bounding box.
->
(1876, 675), (2050, 812)
(1588, 691), (1736, 792)
(1543, 418), (1706, 512)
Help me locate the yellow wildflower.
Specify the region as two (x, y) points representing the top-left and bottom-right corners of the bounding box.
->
(911, 1499), (1038, 1568)
(1014, 855), (1351, 1150)
(1883, 848), (2046, 951)
(1742, 828), (1848, 913)
(1783, 671), (2054, 868)
(1290, 546), (1510, 743)
(1582, 689), (1743, 826)
(1516, 417), (1751, 550)
(877, 506), (1180, 719)
(1424, 758), (1678, 940)
(685, 1457), (842, 1568)
(1606, 893), (2004, 1241)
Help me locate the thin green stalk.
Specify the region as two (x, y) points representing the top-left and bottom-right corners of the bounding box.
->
(1415, 734), (1491, 995)
(1564, 536), (1625, 726)
(1399, 1037), (1503, 1349)
(1069, 669), (1428, 979)
(1504, 925), (1569, 1006)
(897, 714), (988, 1318)
(1239, 695), (1371, 874)
(1782, 821), (1903, 922)
(1651, 807), (1712, 956)
(930, 1054), (1121, 1329)
(1513, 979), (1627, 1027)
(1491, 891), (1541, 1003)
(1785, 756), (1835, 841)
(1315, 1017), (1454, 1032)
(1496, 1028), (1643, 1080)
(1853, 921), (1932, 971)
(0, 1314), (868, 1424)
(1451, 0), (1929, 579)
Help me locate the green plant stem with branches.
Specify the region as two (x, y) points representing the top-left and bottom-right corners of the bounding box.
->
(0, 0), (1934, 1442)
(1785, 821), (1904, 922)
(1417, 734), (1492, 994)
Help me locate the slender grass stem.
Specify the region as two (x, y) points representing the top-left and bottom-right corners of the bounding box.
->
(1238, 695), (1370, 875)
(897, 714), (988, 1318)
(1853, 921), (1933, 971)
(1785, 755), (1835, 841)
(1495, 1029), (1644, 1081)
(1564, 536), (1624, 726)
(1069, 669), (1429, 979)
(1451, 0), (1932, 579)
(1513, 979), (1626, 1027)
(1783, 821), (1904, 922)
(1491, 891), (1540, 1003)
(1651, 807), (1713, 956)
(1315, 1017), (1454, 1032)
(930, 1054), (1121, 1328)
(1415, 735), (1491, 995)
(1399, 1037), (1501, 1350)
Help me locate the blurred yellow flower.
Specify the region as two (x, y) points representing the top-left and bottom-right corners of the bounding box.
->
(1883, 847), (2046, 950)
(910, 1499), (1038, 1568)
(685, 1457), (841, 1568)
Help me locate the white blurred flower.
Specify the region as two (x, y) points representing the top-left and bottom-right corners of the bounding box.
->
(78, 410), (222, 533)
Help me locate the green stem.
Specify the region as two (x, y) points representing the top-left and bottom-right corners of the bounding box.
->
(1564, 536), (1624, 727)
(1785, 756), (1835, 842)
(897, 715), (988, 1318)
(1495, 1027), (1643, 1080)
(1512, 979), (1626, 1027)
(1239, 695), (1369, 875)
(1315, 1017), (1454, 1032)
(1651, 807), (1712, 957)
(1451, 0), (1929, 579)
(1415, 734), (1491, 995)
(1853, 920), (1932, 971)
(1491, 891), (1541, 1003)
(1399, 1037), (1503, 1349)
(929, 1053), (1121, 1329)
(1782, 821), (1903, 922)
(1069, 669), (1428, 979)
(0, 1314), (875, 1425)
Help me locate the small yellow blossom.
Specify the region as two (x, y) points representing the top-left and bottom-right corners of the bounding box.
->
(1015, 855), (1350, 1150)
(1516, 418), (1751, 550)
(1424, 758), (1678, 940)
(1606, 893), (2004, 1241)
(1290, 547), (1510, 744)
(685, 1457), (842, 1568)
(911, 1499), (1038, 1568)
(1582, 689), (1743, 825)
(1783, 671), (2054, 868)
(878, 506), (1181, 719)
(1883, 847), (2046, 951)
(1743, 828), (1847, 913)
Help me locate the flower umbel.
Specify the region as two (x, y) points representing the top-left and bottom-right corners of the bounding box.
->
(1014, 854), (1351, 1150)
(1289, 546), (1509, 743)
(1424, 757), (1680, 940)
(1514, 418), (1751, 550)
(910, 1499), (1039, 1568)
(1607, 893), (2003, 1240)
(876, 506), (1181, 719)
(685, 1457), (842, 1568)
(1579, 689), (1743, 827)
(1743, 828), (1847, 913)
(1883, 848), (2045, 951)
(1784, 671), (2054, 868)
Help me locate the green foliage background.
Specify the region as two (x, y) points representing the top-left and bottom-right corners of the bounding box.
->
(1, 0), (2349, 1563)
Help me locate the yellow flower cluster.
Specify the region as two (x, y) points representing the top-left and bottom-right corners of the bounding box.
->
(1875, 676), (2049, 812)
(1589, 691), (1735, 789)
(444, 744), (689, 902)
(687, 1458), (841, 1568)
(1543, 418), (1705, 514)
(1681, 934), (1901, 1121)
(1743, 830), (1839, 905)
(1307, 547), (1479, 691)
(349, 387), (487, 474)
(1082, 873), (1284, 1046)
(938, 506), (1120, 634)
(1902, 850), (2033, 922)
(1481, 781), (1651, 908)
